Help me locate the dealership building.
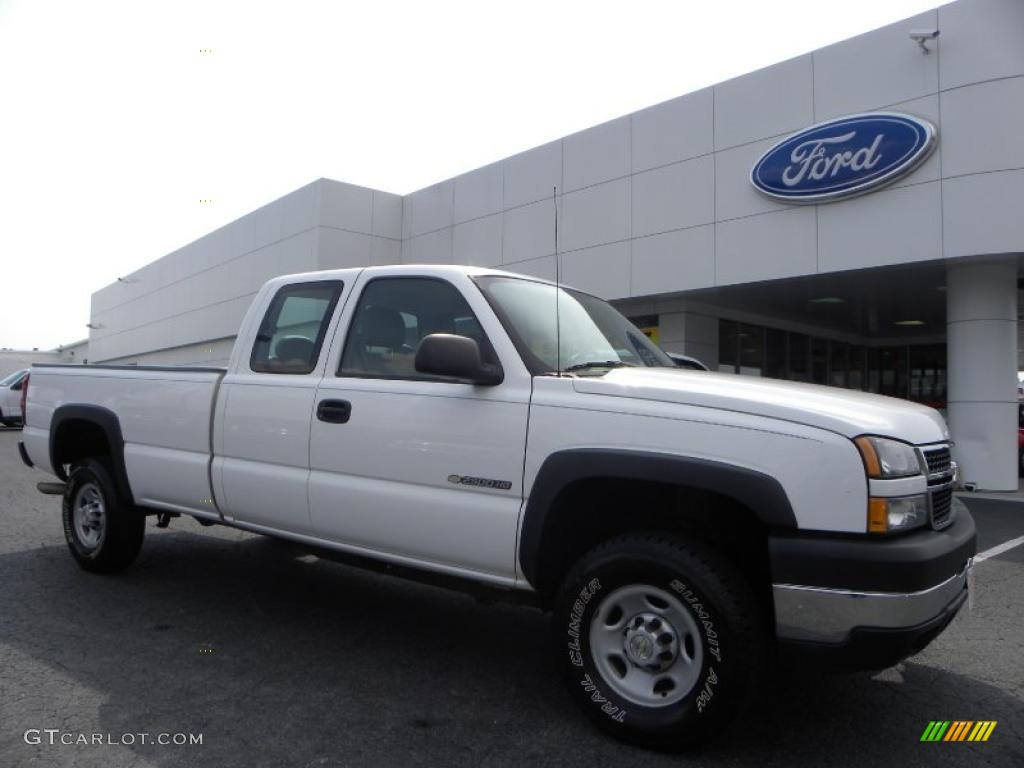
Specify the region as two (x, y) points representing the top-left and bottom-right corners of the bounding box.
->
(78, 0), (1022, 490)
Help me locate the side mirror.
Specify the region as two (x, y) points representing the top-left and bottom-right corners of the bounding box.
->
(415, 334), (502, 386)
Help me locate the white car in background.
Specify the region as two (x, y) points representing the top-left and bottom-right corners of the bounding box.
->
(0, 369), (28, 427)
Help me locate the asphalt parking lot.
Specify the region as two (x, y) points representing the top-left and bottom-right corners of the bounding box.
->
(0, 427), (1021, 768)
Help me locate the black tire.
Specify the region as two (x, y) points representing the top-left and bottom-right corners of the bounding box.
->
(551, 532), (763, 750)
(62, 458), (145, 573)
(1018, 447), (1023, 478)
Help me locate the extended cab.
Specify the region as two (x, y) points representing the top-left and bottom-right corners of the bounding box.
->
(19, 265), (975, 748)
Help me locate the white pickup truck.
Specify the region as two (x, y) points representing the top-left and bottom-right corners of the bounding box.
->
(19, 265), (975, 749)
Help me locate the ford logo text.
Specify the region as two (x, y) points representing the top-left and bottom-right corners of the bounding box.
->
(750, 112), (936, 203)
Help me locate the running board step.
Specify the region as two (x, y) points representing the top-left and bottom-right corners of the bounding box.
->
(37, 481), (67, 495)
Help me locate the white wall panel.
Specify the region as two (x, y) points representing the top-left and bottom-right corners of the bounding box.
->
(503, 140), (561, 208)
(318, 228), (372, 270)
(813, 11), (938, 120)
(370, 236), (401, 266)
(714, 55), (813, 150)
(372, 192), (403, 240)
(283, 182), (317, 237)
(454, 162), (503, 224)
(560, 241), (630, 300)
(279, 229), (318, 274)
(403, 228), (453, 264)
(453, 214), (502, 267)
(939, 0), (1024, 90)
(715, 208), (816, 286)
(253, 199), (285, 249)
(940, 77), (1024, 178)
(561, 178), (630, 253)
(817, 181), (942, 273)
(502, 199), (554, 264)
(318, 180), (373, 234)
(631, 225), (715, 297)
(504, 254), (556, 282)
(943, 169), (1024, 258)
(408, 181), (454, 236)
(632, 156), (714, 237)
(631, 88), (713, 172)
(715, 137), (789, 221)
(563, 116), (630, 192)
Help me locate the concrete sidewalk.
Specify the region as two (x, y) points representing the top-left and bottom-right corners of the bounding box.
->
(956, 478), (1024, 503)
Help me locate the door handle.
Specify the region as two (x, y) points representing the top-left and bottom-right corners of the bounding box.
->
(317, 399), (352, 424)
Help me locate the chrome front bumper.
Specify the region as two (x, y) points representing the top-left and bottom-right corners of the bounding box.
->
(773, 558), (972, 645)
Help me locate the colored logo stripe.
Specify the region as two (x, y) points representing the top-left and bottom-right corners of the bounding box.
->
(944, 721), (972, 741)
(921, 721), (996, 742)
(968, 722), (997, 742)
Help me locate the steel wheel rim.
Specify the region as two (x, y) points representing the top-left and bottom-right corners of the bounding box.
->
(73, 482), (106, 550)
(588, 584), (703, 707)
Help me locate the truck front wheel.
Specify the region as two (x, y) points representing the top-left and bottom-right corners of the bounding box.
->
(63, 458), (145, 573)
(551, 532), (762, 750)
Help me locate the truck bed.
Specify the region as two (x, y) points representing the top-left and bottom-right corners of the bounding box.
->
(22, 364), (225, 518)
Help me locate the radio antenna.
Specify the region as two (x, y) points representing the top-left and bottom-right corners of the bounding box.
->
(553, 185), (562, 377)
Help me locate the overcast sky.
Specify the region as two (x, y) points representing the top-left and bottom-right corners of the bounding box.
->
(0, 0), (942, 351)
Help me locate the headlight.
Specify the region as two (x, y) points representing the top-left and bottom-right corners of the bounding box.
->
(855, 436), (923, 479)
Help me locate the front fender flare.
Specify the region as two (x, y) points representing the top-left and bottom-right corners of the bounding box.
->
(518, 448), (797, 590)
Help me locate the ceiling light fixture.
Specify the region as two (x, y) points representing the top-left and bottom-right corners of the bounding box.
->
(810, 297), (844, 304)
(894, 320), (925, 326)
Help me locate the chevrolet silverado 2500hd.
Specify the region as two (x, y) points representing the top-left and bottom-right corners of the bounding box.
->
(19, 265), (975, 748)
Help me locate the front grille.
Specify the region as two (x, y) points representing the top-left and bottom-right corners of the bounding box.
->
(930, 486), (953, 529)
(923, 446), (952, 477)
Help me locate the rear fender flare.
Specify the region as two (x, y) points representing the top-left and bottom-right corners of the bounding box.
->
(50, 405), (135, 505)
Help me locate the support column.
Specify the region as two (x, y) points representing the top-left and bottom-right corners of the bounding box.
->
(946, 258), (1018, 491)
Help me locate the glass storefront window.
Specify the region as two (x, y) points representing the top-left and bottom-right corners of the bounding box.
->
(875, 346), (908, 398)
(829, 341), (848, 388)
(848, 345), (865, 390)
(765, 328), (787, 379)
(738, 324), (764, 376)
(910, 344), (947, 405)
(715, 319), (945, 406)
(719, 320), (738, 373)
(789, 333), (810, 382)
(811, 338), (828, 384)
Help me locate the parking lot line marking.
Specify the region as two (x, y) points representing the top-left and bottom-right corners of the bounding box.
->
(974, 534), (1024, 563)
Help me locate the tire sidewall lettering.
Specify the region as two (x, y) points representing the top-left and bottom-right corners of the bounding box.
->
(562, 566), (730, 724)
(565, 577), (631, 723)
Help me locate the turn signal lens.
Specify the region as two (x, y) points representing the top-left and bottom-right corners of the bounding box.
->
(856, 436), (882, 477)
(868, 497), (888, 533)
(867, 494), (930, 534)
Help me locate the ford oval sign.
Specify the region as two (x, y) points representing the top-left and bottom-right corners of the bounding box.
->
(750, 112), (936, 203)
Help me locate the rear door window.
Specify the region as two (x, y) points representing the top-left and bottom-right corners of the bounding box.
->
(250, 281), (343, 374)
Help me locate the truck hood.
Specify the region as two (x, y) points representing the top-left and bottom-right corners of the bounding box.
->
(572, 368), (949, 444)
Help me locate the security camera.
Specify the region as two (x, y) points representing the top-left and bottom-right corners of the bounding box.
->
(909, 28), (940, 52)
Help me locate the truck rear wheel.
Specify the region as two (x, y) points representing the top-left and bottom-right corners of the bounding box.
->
(62, 458), (145, 573)
(551, 532), (762, 750)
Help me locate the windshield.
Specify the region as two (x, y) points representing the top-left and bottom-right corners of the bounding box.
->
(474, 276), (673, 375)
(0, 369), (27, 387)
